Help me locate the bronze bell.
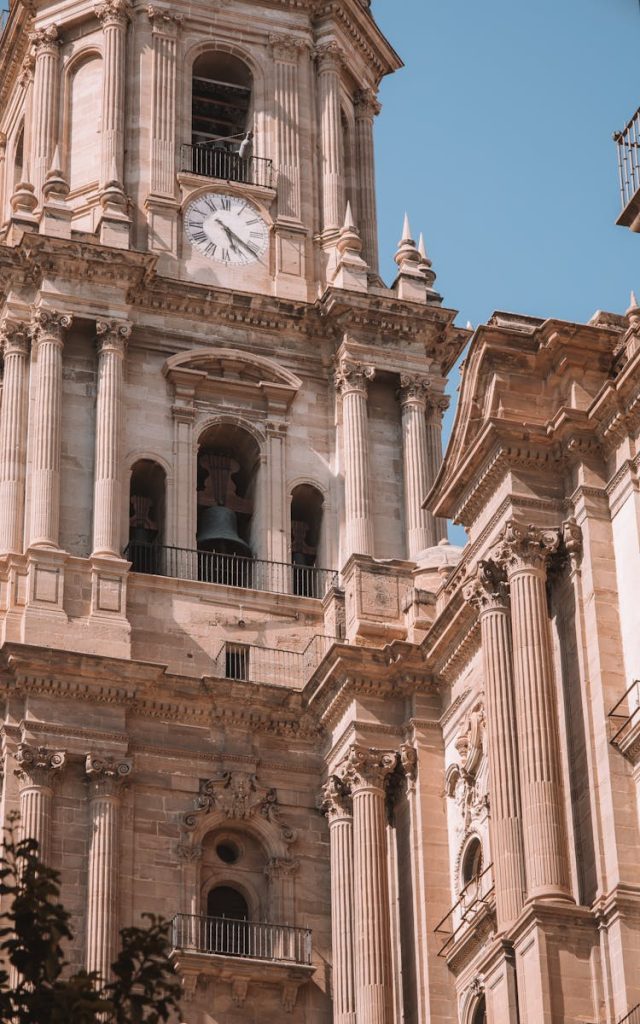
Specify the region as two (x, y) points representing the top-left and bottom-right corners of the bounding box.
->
(196, 506), (252, 557)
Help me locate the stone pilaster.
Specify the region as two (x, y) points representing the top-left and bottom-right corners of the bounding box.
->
(29, 25), (61, 202)
(493, 520), (572, 902)
(354, 88), (381, 275)
(335, 359), (375, 559)
(85, 754), (132, 983)
(95, 0), (130, 191)
(266, 421), (288, 565)
(464, 560), (526, 929)
(92, 320), (131, 557)
(322, 775), (356, 1024)
(168, 387), (196, 549)
(270, 35), (306, 220)
(14, 744), (66, 863)
(398, 374), (436, 558)
(28, 309), (72, 549)
(316, 42), (345, 235)
(147, 6), (182, 198)
(0, 320), (30, 556)
(343, 745), (397, 1024)
(425, 395), (449, 543)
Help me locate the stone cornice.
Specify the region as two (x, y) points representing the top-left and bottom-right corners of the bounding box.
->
(0, 2), (33, 117)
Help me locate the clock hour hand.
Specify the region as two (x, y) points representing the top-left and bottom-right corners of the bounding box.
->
(215, 219), (240, 253)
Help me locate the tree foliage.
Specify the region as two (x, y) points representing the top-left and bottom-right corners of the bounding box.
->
(0, 815), (182, 1023)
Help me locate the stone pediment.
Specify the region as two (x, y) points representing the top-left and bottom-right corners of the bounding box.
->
(163, 348), (301, 413)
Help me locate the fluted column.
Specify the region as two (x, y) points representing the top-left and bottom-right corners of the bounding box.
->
(344, 746), (396, 1024)
(270, 35), (305, 220)
(464, 561), (526, 929)
(316, 42), (345, 234)
(354, 89), (380, 274)
(335, 359), (375, 559)
(322, 775), (356, 1024)
(399, 374), (436, 558)
(14, 745), (66, 862)
(85, 754), (132, 983)
(148, 6), (182, 197)
(28, 309), (72, 549)
(92, 319), (131, 556)
(494, 520), (572, 902)
(425, 395), (449, 543)
(30, 26), (61, 201)
(95, 0), (130, 189)
(0, 320), (30, 555)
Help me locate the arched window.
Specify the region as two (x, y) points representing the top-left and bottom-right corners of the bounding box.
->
(461, 836), (483, 888)
(189, 51), (252, 181)
(290, 484), (324, 597)
(471, 995), (487, 1024)
(67, 55), (102, 191)
(128, 459), (166, 573)
(13, 124), (24, 188)
(206, 885), (249, 956)
(196, 424), (259, 585)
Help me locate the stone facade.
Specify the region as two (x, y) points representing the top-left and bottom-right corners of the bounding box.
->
(1, 1), (640, 1022)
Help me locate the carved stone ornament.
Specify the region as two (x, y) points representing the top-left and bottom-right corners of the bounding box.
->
(264, 856), (300, 880)
(463, 559), (509, 613)
(85, 754), (132, 796)
(14, 744), (66, 788)
(334, 359), (376, 395)
(320, 774), (352, 821)
(454, 702), (485, 779)
(269, 33), (310, 60)
(95, 0), (130, 24)
(447, 702), (489, 837)
(96, 318), (132, 355)
(314, 40), (346, 70)
(182, 770), (297, 845)
(30, 24), (60, 53)
(354, 87), (382, 119)
(146, 5), (184, 28)
(492, 518), (561, 575)
(231, 978), (249, 1008)
(29, 308), (73, 346)
(176, 840), (202, 862)
(561, 516), (583, 569)
(341, 744), (398, 791)
(398, 373), (430, 404)
(0, 318), (30, 357)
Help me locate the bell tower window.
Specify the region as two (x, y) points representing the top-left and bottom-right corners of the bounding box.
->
(188, 51), (254, 183)
(291, 484), (324, 597)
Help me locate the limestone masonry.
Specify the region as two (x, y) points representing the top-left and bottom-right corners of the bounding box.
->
(1, 1), (640, 1022)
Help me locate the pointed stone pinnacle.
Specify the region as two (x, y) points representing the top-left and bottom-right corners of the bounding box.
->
(49, 146), (62, 176)
(418, 233), (426, 259)
(629, 290), (639, 312)
(466, 321), (474, 331)
(401, 212), (413, 243)
(343, 201), (357, 233)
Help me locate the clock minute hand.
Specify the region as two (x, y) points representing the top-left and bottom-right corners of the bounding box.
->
(215, 220), (239, 253)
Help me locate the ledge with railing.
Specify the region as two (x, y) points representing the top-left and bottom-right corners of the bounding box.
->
(124, 541), (339, 601)
(434, 864), (496, 960)
(608, 680), (640, 762)
(589, 1003), (640, 1024)
(180, 143), (274, 189)
(172, 913), (312, 965)
(214, 634), (338, 688)
(615, 107), (640, 225)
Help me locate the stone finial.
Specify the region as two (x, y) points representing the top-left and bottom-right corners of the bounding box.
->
(100, 156), (126, 208)
(10, 166), (38, 216)
(333, 203), (368, 293)
(395, 213), (421, 269)
(42, 147), (69, 200)
(393, 214), (430, 303)
(337, 201), (362, 256)
(417, 231), (442, 304)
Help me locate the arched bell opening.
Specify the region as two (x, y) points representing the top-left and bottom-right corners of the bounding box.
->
(196, 424), (260, 586)
(471, 995), (487, 1024)
(290, 484), (324, 597)
(128, 459), (166, 574)
(189, 50), (253, 181)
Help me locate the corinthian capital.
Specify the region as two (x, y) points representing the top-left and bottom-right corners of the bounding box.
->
(341, 745), (398, 792)
(96, 318), (132, 355)
(85, 753), (132, 797)
(320, 774), (352, 822)
(463, 559), (509, 612)
(314, 40), (346, 71)
(492, 519), (560, 576)
(269, 33), (310, 60)
(14, 745), (66, 789)
(95, 0), (131, 25)
(30, 309), (73, 347)
(334, 359), (375, 395)
(354, 87), (382, 119)
(30, 25), (60, 54)
(398, 373), (430, 405)
(0, 318), (30, 357)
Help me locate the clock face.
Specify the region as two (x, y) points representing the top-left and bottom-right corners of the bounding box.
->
(184, 193), (269, 266)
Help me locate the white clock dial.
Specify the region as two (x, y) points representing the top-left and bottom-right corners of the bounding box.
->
(185, 193), (269, 266)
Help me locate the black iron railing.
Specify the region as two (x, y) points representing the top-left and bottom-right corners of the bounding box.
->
(434, 864), (495, 958)
(124, 542), (338, 600)
(214, 635), (338, 687)
(172, 913), (312, 965)
(615, 108), (640, 212)
(608, 680), (640, 756)
(619, 1004), (640, 1024)
(181, 143), (273, 189)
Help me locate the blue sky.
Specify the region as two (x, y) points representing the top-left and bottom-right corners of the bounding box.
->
(373, 0), (640, 540)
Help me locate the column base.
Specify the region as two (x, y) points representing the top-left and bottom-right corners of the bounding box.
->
(21, 547), (69, 645)
(0, 553), (28, 644)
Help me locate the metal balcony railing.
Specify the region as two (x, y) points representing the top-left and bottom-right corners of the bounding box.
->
(434, 864), (495, 958)
(619, 1004), (640, 1024)
(172, 913), (312, 965)
(181, 143), (273, 189)
(608, 680), (640, 756)
(124, 542), (339, 600)
(615, 108), (640, 212)
(214, 634), (338, 687)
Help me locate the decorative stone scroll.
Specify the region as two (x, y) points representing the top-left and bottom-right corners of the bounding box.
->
(334, 359), (375, 395)
(182, 770), (297, 845)
(15, 744), (66, 787)
(492, 519), (561, 574)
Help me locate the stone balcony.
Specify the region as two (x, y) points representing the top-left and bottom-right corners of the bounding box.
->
(434, 864), (496, 970)
(170, 913), (315, 1012)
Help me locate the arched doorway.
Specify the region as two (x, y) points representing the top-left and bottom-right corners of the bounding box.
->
(206, 885), (249, 956)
